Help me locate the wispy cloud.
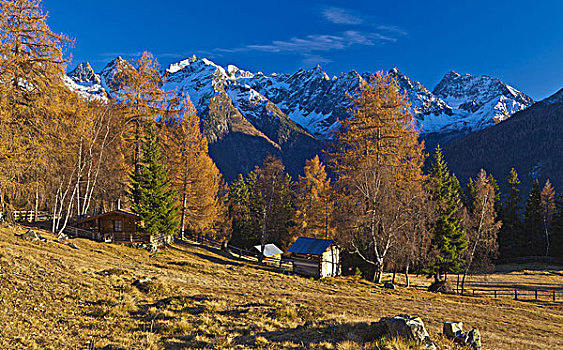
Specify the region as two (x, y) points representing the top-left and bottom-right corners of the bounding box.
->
(217, 31), (396, 55)
(302, 54), (333, 67)
(377, 25), (408, 36)
(322, 6), (363, 25)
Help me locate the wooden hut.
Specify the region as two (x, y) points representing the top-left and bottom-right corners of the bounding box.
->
(74, 209), (149, 243)
(253, 243), (283, 263)
(288, 237), (341, 278)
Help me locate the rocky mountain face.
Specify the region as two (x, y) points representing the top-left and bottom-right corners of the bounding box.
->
(443, 88), (563, 194)
(65, 56), (534, 181)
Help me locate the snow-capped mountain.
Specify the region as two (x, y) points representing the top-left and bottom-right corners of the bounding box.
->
(66, 62), (107, 99)
(65, 56), (535, 179)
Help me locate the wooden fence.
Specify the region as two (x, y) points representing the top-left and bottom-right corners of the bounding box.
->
(495, 256), (563, 265)
(184, 233), (294, 272)
(454, 288), (561, 302)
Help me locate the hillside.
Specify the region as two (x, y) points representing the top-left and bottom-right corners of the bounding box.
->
(1, 225), (562, 349)
(443, 88), (563, 192)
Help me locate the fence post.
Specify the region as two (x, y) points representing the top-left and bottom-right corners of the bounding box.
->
(535, 290), (538, 301)
(554, 291), (556, 302)
(514, 289), (517, 300)
(472, 289), (475, 297)
(494, 290), (497, 298)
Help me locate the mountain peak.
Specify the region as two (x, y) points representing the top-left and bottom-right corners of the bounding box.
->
(69, 62), (100, 85)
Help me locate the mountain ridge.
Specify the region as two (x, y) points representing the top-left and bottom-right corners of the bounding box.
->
(66, 56), (535, 180)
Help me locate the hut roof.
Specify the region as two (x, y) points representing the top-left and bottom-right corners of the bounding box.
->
(253, 244), (283, 257)
(78, 209), (140, 224)
(287, 237), (334, 255)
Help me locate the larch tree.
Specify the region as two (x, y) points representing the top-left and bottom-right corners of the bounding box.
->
(425, 146), (468, 282)
(331, 72), (426, 283)
(112, 51), (177, 176)
(292, 155), (335, 241)
(130, 123), (178, 239)
(540, 179), (556, 256)
(0, 0), (69, 215)
(461, 169), (501, 294)
(161, 97), (225, 240)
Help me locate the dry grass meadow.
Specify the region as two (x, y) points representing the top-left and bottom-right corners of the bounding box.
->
(0, 224), (562, 349)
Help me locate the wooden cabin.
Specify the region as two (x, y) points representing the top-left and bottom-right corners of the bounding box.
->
(287, 237), (341, 278)
(74, 209), (150, 243)
(253, 243), (283, 263)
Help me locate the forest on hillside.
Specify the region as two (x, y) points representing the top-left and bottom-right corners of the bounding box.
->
(1, 0), (562, 289)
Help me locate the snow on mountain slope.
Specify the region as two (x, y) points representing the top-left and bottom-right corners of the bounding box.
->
(433, 71), (533, 125)
(66, 56), (534, 144)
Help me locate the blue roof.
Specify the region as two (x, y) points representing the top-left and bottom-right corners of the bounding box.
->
(287, 237), (334, 255)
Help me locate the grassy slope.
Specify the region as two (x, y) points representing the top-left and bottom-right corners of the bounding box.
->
(0, 225), (561, 349)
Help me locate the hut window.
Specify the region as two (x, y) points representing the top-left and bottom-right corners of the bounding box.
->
(114, 220), (122, 232)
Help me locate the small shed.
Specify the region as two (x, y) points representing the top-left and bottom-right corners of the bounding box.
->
(75, 209), (149, 243)
(288, 237), (341, 278)
(253, 243), (283, 261)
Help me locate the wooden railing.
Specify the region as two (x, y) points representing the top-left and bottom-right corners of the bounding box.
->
(454, 288), (561, 302)
(112, 232), (152, 243)
(184, 233), (293, 272)
(64, 226), (98, 239)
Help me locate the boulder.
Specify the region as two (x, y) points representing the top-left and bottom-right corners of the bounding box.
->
(465, 329), (482, 350)
(443, 321), (463, 339)
(443, 321), (482, 350)
(18, 229), (47, 242)
(372, 314), (436, 349)
(383, 281), (396, 289)
(67, 242), (80, 250)
(428, 280), (453, 294)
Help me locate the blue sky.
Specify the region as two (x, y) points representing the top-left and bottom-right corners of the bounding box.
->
(43, 0), (563, 100)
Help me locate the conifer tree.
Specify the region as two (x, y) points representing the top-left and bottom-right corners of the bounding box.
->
(461, 169), (501, 293)
(331, 72), (426, 283)
(552, 195), (563, 259)
(229, 173), (260, 248)
(112, 51), (177, 175)
(161, 98), (224, 239)
(425, 146), (468, 282)
(130, 123), (178, 238)
(293, 156), (335, 241)
(523, 179), (543, 255)
(255, 155), (294, 255)
(498, 168), (522, 258)
(0, 0), (69, 213)
(540, 179), (556, 256)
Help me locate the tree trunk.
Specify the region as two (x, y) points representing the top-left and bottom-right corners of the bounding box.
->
(374, 260), (384, 283)
(405, 263), (410, 288)
(34, 185), (39, 223)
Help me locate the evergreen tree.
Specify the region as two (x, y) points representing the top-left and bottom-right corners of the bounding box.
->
(255, 155), (294, 254)
(498, 168), (522, 258)
(130, 123), (178, 238)
(425, 146), (468, 282)
(540, 179), (556, 256)
(228, 173), (261, 249)
(552, 195), (563, 259)
(523, 179), (543, 256)
(464, 177), (477, 212)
